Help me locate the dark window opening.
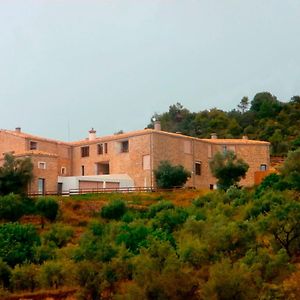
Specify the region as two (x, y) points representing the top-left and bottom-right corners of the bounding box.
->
(96, 162), (110, 175)
(195, 162), (202, 176)
(38, 178), (45, 195)
(260, 164), (267, 171)
(57, 183), (63, 195)
(98, 144), (103, 155)
(81, 165), (85, 176)
(121, 141), (129, 153)
(98, 143), (108, 155)
(81, 146), (89, 157)
(209, 184), (214, 190)
(30, 141), (37, 150)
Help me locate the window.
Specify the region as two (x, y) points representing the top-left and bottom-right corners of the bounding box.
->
(97, 143), (108, 155)
(96, 162), (110, 175)
(98, 144), (103, 155)
(61, 167), (66, 175)
(81, 146), (89, 157)
(30, 141), (37, 150)
(38, 178), (45, 195)
(143, 155), (150, 170)
(81, 165), (85, 176)
(184, 141), (192, 154)
(121, 140), (129, 153)
(222, 145), (227, 154)
(195, 162), (202, 175)
(208, 145), (212, 158)
(260, 164), (267, 171)
(38, 162), (46, 169)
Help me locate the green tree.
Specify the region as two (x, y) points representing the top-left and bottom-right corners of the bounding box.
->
(0, 194), (25, 221)
(11, 263), (39, 292)
(209, 150), (249, 190)
(0, 223), (40, 267)
(0, 154), (33, 195)
(154, 161), (191, 189)
(250, 92), (282, 119)
(279, 149), (300, 190)
(260, 200), (300, 257)
(43, 223), (74, 248)
(36, 197), (59, 228)
(100, 199), (127, 220)
(237, 96), (249, 113)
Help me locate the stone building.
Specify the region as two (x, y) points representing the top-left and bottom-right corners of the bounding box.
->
(0, 125), (270, 194)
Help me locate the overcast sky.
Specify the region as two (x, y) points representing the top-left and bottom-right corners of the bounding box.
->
(1, 1), (300, 141)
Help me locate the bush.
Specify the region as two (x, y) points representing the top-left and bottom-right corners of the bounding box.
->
(0, 194), (25, 221)
(100, 199), (127, 220)
(153, 207), (189, 233)
(39, 260), (73, 289)
(75, 261), (102, 300)
(148, 200), (174, 218)
(10, 263), (39, 292)
(43, 223), (74, 248)
(116, 223), (150, 253)
(36, 197), (59, 227)
(0, 260), (11, 289)
(209, 150), (249, 190)
(0, 223), (40, 267)
(154, 160), (191, 189)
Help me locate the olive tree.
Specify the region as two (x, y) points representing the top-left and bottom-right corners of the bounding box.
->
(209, 150), (249, 190)
(154, 161), (191, 189)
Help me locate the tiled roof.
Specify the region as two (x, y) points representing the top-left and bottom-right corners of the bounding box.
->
(1, 129), (69, 145)
(1, 128), (270, 146)
(200, 138), (270, 145)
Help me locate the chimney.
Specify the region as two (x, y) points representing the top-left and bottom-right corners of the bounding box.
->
(154, 121), (161, 131)
(15, 127), (21, 133)
(211, 133), (217, 139)
(88, 128), (96, 141)
(242, 135), (248, 140)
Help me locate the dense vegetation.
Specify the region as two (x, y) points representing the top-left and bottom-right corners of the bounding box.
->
(0, 149), (299, 299)
(148, 92), (300, 155)
(0, 154), (33, 196)
(154, 160), (191, 189)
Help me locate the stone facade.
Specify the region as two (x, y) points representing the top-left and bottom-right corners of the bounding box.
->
(0, 127), (270, 193)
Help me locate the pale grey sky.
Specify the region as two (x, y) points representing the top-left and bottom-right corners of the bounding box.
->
(1, 0), (300, 141)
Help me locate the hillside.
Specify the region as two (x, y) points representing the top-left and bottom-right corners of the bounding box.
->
(148, 92), (300, 156)
(0, 146), (299, 300)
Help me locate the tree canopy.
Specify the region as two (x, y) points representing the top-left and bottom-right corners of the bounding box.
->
(0, 154), (33, 195)
(148, 92), (300, 156)
(209, 150), (249, 190)
(154, 161), (191, 189)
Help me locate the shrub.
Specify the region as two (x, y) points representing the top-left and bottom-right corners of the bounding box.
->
(209, 150), (249, 190)
(0, 223), (40, 267)
(154, 160), (191, 189)
(10, 263), (39, 292)
(153, 207), (189, 233)
(36, 197), (59, 228)
(43, 223), (74, 248)
(116, 223), (150, 253)
(75, 261), (102, 300)
(0, 194), (25, 221)
(0, 154), (33, 195)
(100, 199), (127, 220)
(148, 200), (174, 218)
(0, 259), (11, 289)
(39, 260), (73, 289)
